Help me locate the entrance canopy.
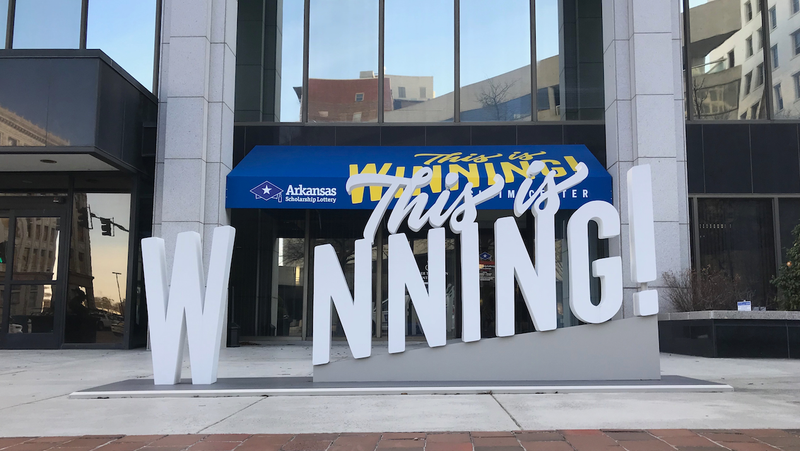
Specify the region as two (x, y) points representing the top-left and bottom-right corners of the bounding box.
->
(226, 145), (612, 210)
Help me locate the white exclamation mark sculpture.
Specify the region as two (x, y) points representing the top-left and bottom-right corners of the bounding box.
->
(627, 165), (659, 316)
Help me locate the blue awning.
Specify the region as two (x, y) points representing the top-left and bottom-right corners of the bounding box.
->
(226, 145), (612, 210)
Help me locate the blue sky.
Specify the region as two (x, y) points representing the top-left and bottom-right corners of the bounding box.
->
(281, 0), (561, 121)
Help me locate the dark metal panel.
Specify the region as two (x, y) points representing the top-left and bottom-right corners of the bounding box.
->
(686, 124), (704, 194)
(751, 123), (800, 193)
(701, 124), (753, 193)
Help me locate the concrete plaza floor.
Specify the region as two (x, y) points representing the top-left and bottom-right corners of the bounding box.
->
(0, 343), (798, 436)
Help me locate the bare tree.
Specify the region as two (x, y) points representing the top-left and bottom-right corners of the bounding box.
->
(476, 79), (516, 121)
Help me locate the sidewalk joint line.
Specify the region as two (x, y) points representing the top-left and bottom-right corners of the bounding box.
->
(490, 393), (522, 430)
(195, 397), (267, 433)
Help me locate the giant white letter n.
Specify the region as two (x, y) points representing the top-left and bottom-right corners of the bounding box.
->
(141, 227), (236, 385)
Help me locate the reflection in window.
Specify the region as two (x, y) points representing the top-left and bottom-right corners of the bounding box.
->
(794, 30), (800, 55)
(307, 0), (379, 123)
(9, 284), (55, 334)
(774, 84), (784, 111)
(87, 0), (157, 91)
(744, 72), (752, 95)
(66, 193), (130, 344)
(460, 0), (531, 122)
(769, 6), (800, 118)
(12, 0), (81, 49)
(278, 0), (304, 122)
(771, 45), (779, 69)
(687, 0), (765, 119)
(384, 0), (454, 123)
(755, 63), (764, 86)
(770, 6), (777, 28)
(0, 0), (7, 48)
(536, 0), (560, 120)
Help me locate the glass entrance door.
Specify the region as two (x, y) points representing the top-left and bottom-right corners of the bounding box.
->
(0, 198), (68, 348)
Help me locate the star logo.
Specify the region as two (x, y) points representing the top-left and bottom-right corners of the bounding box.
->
(251, 180), (283, 203)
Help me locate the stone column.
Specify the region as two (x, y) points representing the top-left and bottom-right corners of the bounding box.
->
(602, 0), (690, 316)
(153, 0), (237, 349)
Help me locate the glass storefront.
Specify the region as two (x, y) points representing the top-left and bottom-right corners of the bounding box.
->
(230, 207), (606, 341)
(695, 198), (777, 308)
(0, 175), (137, 349)
(252, 0), (603, 123)
(65, 191), (131, 344)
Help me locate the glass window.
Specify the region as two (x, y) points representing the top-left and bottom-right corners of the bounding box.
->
(688, 0), (766, 119)
(384, 0), (454, 123)
(0, 0), (8, 48)
(460, 0), (531, 122)
(745, 72), (753, 95)
(307, 0), (378, 123)
(66, 192), (131, 344)
(794, 72), (800, 98)
(278, 0), (304, 122)
(772, 45), (779, 69)
(536, 0), (560, 120)
(12, 0), (81, 49)
(770, 6), (777, 28)
(793, 0), (800, 14)
(746, 1), (753, 21)
(697, 198), (776, 309)
(86, 0), (157, 91)
(775, 84), (784, 111)
(755, 63), (764, 86)
(794, 30), (800, 54)
(0, 218), (7, 281)
(779, 198), (800, 263)
(770, 7), (800, 118)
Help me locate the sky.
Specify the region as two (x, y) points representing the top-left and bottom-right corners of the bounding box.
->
(281, 0), (561, 121)
(84, 193), (132, 305)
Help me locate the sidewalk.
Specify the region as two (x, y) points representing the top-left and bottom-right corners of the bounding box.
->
(1, 344), (799, 436)
(2, 430), (800, 451)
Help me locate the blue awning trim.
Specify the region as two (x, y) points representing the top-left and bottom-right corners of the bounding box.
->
(226, 145), (612, 210)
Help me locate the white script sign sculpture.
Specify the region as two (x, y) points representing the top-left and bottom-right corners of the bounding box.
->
(313, 163), (658, 365)
(141, 226), (236, 385)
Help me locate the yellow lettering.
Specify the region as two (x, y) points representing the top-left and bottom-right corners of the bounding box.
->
(565, 156), (580, 172)
(394, 166), (406, 198)
(500, 161), (531, 183)
(485, 163), (498, 185)
(448, 164), (480, 190)
(541, 159), (567, 177)
(349, 163), (393, 203)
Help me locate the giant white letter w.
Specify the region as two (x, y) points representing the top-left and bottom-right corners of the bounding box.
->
(141, 227), (236, 385)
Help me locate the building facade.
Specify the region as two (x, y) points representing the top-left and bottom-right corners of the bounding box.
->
(0, 0), (794, 349)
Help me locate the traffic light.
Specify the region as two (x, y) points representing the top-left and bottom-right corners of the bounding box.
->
(100, 218), (112, 236)
(77, 207), (89, 229)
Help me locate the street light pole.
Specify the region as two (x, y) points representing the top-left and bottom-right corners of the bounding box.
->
(112, 271), (123, 306)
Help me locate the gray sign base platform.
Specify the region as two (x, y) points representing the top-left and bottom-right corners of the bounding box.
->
(70, 375), (731, 399)
(315, 316), (661, 383)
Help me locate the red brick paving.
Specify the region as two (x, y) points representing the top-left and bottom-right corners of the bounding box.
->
(1, 431), (800, 451)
